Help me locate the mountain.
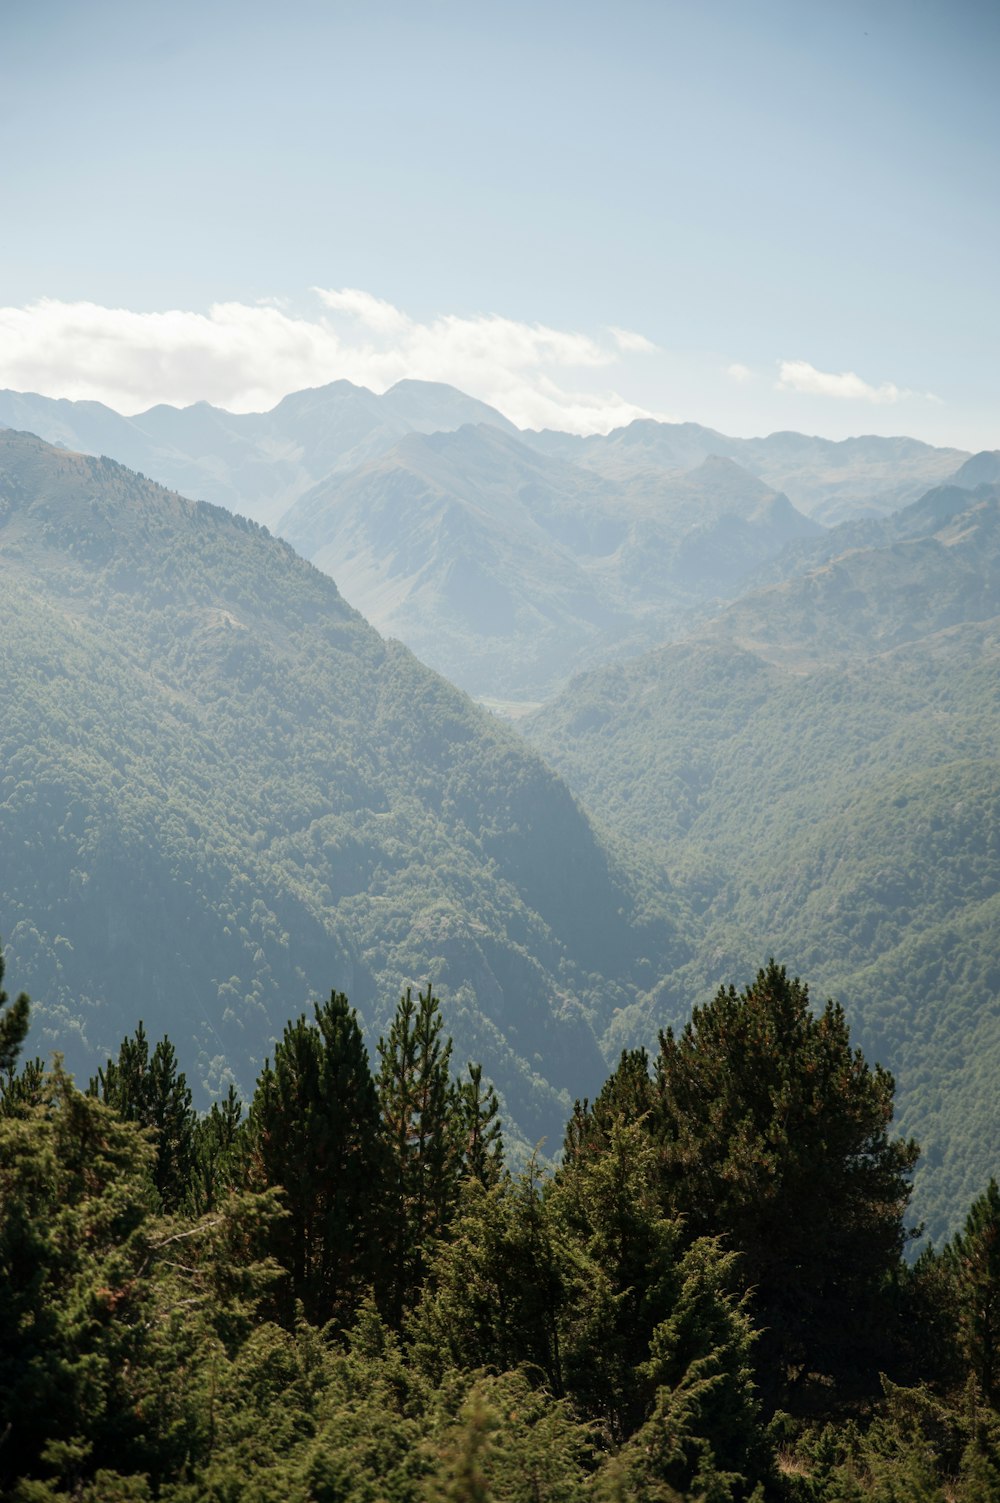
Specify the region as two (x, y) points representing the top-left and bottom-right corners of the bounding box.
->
(0, 380), (515, 529)
(951, 449), (1000, 489)
(1, 383), (969, 700)
(698, 482), (1000, 668)
(526, 421), (968, 525)
(280, 424), (819, 698)
(522, 485), (1000, 1238)
(0, 429), (681, 1147)
(279, 423), (626, 697)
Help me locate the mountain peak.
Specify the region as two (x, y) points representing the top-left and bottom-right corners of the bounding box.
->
(950, 450), (1000, 489)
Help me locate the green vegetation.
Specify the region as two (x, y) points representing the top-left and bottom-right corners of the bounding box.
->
(525, 489), (1000, 1241)
(4, 425), (999, 1253)
(3, 962), (999, 1501)
(0, 430), (679, 1151)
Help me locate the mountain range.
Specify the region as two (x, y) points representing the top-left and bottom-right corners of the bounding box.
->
(2, 382), (998, 1238)
(0, 381), (515, 530)
(4, 381), (969, 701)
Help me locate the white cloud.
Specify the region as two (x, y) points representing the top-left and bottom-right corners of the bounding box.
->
(609, 326), (657, 353)
(777, 358), (915, 405)
(0, 291), (663, 435)
(313, 286), (410, 335)
(727, 362), (753, 384)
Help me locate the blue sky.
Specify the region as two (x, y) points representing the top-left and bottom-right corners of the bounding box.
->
(2, 0), (998, 447)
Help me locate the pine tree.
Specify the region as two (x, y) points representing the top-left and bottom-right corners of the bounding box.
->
(948, 1180), (1000, 1406)
(0, 942), (29, 1077)
(410, 1162), (576, 1397)
(460, 1062), (504, 1188)
(551, 1115), (683, 1440)
(652, 961), (919, 1405)
(376, 984), (463, 1322)
(90, 1025), (197, 1211)
(249, 989), (384, 1327)
(189, 1083), (244, 1214)
(563, 1048), (654, 1167)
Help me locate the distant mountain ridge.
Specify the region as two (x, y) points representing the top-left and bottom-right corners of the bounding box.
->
(0, 382), (967, 529)
(278, 422), (821, 695)
(524, 420), (969, 524)
(0, 382), (975, 700)
(0, 380), (516, 529)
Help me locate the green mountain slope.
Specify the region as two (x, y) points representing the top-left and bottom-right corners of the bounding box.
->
(523, 493), (1000, 1238)
(0, 430), (681, 1145)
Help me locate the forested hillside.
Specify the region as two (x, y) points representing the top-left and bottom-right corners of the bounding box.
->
(524, 487), (1000, 1240)
(0, 429), (680, 1147)
(3, 961), (1000, 1502)
(4, 415), (998, 1240)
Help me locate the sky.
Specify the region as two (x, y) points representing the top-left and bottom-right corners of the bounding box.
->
(2, 0), (998, 448)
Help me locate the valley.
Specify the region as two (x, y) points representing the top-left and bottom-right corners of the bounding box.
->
(1, 393), (998, 1239)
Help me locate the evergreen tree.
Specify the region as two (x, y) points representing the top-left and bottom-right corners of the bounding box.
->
(652, 961), (919, 1405)
(249, 989), (384, 1327)
(89, 1024), (197, 1211)
(0, 942), (29, 1076)
(948, 1180), (1000, 1406)
(189, 1082), (245, 1214)
(460, 1062), (504, 1188)
(633, 1238), (774, 1502)
(551, 1116), (683, 1439)
(0, 1063), (157, 1490)
(377, 984), (463, 1322)
(410, 1160), (577, 1397)
(563, 1048), (655, 1167)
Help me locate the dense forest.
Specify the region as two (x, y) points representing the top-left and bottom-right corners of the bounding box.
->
(3, 950), (1000, 1502)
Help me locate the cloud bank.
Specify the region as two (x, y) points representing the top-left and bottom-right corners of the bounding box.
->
(0, 291), (662, 434)
(777, 359), (919, 405)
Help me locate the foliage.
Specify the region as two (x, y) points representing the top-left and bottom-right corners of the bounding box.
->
(2, 953), (1000, 1501)
(525, 507), (1000, 1243)
(248, 990), (384, 1328)
(653, 963), (919, 1402)
(89, 1023), (197, 1210)
(0, 940), (30, 1075)
(947, 1180), (1000, 1405)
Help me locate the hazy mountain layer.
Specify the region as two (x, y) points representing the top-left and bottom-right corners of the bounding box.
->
(280, 425), (820, 697)
(526, 420), (969, 524)
(0, 380), (515, 529)
(2, 382), (970, 702)
(0, 430), (681, 1147)
(523, 488), (1000, 1238)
